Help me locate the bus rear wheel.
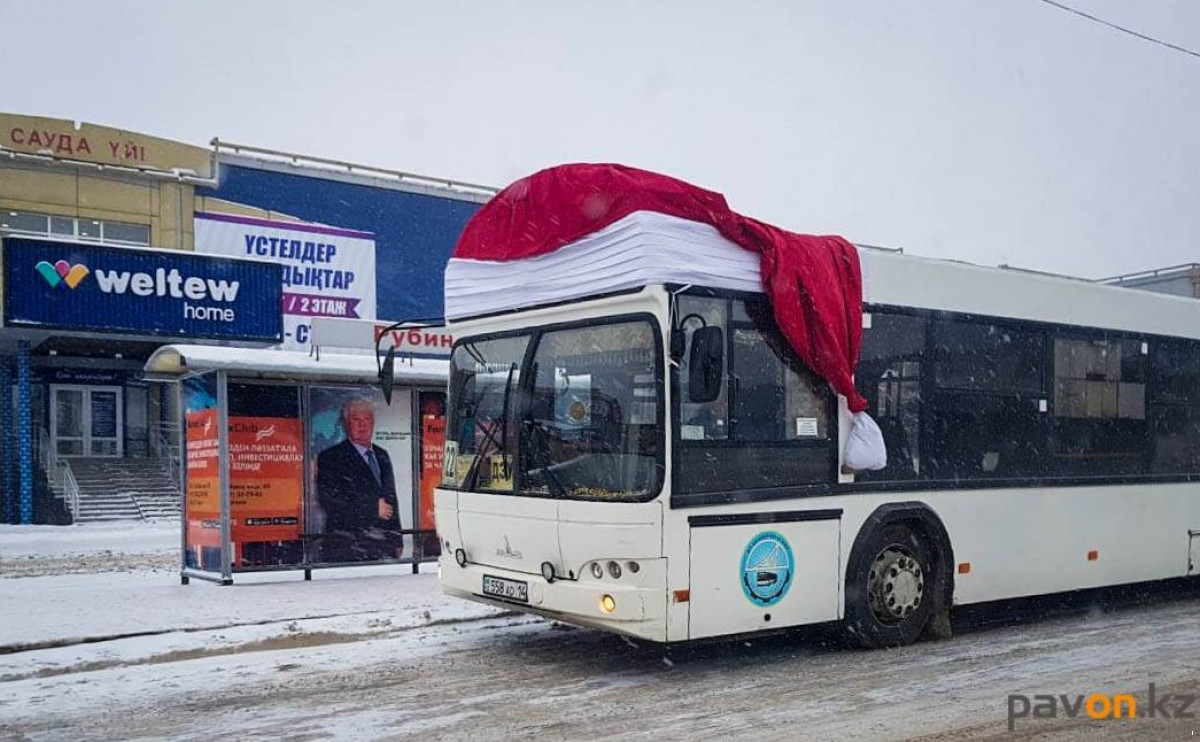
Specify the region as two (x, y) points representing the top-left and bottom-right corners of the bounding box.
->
(846, 524), (934, 648)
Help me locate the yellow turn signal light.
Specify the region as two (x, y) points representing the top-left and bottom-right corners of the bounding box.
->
(599, 594), (616, 613)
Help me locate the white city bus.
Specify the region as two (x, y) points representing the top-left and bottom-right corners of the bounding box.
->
(434, 211), (1200, 646)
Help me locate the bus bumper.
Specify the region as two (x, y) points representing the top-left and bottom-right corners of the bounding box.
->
(439, 555), (670, 643)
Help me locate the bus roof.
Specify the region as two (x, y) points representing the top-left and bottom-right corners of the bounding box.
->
(445, 209), (1200, 341)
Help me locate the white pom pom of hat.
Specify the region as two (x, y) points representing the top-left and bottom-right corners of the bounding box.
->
(844, 411), (887, 471)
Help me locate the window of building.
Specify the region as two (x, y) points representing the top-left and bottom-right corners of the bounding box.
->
(0, 210), (151, 246)
(1, 211), (49, 234)
(77, 219), (101, 240)
(49, 216), (74, 236)
(857, 311), (925, 481)
(101, 221), (151, 245)
(675, 293), (834, 499)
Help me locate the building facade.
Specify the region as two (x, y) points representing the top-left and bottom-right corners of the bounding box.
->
(1, 113), (492, 525)
(1100, 264), (1200, 300)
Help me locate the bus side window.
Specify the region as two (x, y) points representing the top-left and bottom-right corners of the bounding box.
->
(678, 295), (729, 441)
(674, 294), (835, 498)
(1051, 336), (1147, 477)
(926, 319), (1048, 480)
(857, 312), (924, 482)
(731, 296), (831, 443)
(1149, 337), (1200, 474)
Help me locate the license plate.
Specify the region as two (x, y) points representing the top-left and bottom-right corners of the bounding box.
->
(482, 574), (529, 603)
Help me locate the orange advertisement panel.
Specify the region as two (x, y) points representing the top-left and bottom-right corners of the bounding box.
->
(418, 394), (446, 532)
(228, 417), (304, 565)
(184, 408), (221, 558)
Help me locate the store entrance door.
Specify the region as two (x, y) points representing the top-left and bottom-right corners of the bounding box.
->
(51, 385), (123, 457)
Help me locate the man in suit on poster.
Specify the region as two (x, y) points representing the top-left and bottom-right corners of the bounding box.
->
(317, 397), (402, 562)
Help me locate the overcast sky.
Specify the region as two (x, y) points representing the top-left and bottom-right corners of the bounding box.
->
(1, 1), (1197, 279)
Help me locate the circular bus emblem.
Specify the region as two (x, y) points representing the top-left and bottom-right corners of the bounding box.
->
(740, 531), (794, 607)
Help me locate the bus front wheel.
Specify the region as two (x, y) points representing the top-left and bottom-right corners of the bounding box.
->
(845, 524), (934, 648)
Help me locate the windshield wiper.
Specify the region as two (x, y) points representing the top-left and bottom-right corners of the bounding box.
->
(464, 362), (517, 491)
(461, 341), (486, 367)
(526, 419), (569, 499)
(522, 360), (568, 498)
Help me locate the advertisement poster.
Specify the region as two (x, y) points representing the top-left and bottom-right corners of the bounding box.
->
(183, 374), (221, 572)
(307, 387), (413, 564)
(194, 212), (376, 351)
(417, 392), (446, 557)
(229, 417), (304, 567)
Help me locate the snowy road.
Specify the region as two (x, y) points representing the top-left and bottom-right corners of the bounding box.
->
(2, 529), (1200, 740)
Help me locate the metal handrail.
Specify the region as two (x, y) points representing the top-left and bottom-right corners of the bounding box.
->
(61, 461), (81, 524)
(129, 488), (149, 522)
(1098, 263), (1200, 285)
(38, 429), (65, 495)
(37, 429), (48, 471)
(997, 263), (1094, 282)
(168, 448), (182, 491)
(152, 425), (184, 492)
(211, 138), (499, 197)
(0, 147), (219, 187)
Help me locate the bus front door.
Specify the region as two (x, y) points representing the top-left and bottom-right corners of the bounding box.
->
(687, 515), (842, 639)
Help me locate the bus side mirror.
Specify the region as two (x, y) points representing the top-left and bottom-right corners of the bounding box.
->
(688, 326), (724, 403)
(379, 346), (396, 405)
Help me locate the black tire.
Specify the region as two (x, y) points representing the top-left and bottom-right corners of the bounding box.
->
(845, 523), (935, 649)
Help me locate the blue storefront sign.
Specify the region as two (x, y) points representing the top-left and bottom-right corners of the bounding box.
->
(2, 237), (283, 342)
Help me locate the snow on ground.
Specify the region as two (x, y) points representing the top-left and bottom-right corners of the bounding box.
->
(0, 522), (178, 559)
(0, 565), (499, 651)
(2, 523), (1200, 740)
(0, 521), (178, 578)
(0, 520), (502, 651)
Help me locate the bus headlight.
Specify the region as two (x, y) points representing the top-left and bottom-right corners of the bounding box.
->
(541, 561), (556, 583)
(454, 548), (468, 568)
(590, 562), (604, 579)
(607, 561), (622, 579)
(600, 594), (616, 613)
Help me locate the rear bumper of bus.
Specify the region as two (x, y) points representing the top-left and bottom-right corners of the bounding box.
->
(439, 554), (669, 643)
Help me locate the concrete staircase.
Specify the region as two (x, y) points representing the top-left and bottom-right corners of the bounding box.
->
(65, 458), (182, 523)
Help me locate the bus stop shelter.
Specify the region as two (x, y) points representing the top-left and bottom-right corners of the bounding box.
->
(145, 344), (449, 584)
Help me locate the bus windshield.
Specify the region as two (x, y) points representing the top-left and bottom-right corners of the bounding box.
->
(445, 318), (663, 502)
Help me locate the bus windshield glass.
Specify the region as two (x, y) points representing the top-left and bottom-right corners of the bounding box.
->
(445, 335), (528, 493)
(444, 318), (662, 502)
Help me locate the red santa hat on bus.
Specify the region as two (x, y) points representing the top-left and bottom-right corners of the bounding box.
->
(451, 163), (886, 471)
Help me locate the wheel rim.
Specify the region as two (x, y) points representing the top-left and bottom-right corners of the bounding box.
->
(866, 544), (925, 625)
